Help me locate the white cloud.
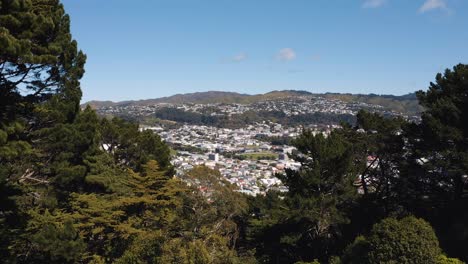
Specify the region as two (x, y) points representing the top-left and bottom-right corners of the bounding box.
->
(276, 48), (296, 61)
(362, 0), (387, 8)
(220, 52), (248, 63)
(232, 52), (248, 62)
(419, 0), (447, 13)
(311, 54), (321, 62)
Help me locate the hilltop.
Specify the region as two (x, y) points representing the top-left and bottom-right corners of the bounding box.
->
(84, 90), (308, 107)
(84, 90), (422, 115)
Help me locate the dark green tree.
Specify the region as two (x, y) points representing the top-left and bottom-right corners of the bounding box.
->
(354, 110), (406, 203)
(342, 216), (444, 264)
(247, 131), (357, 263)
(403, 64), (468, 260)
(412, 64), (468, 201)
(29, 221), (86, 263)
(284, 131), (357, 261)
(1, 0), (86, 260)
(343, 111), (408, 235)
(100, 117), (172, 172)
(0, 0), (86, 119)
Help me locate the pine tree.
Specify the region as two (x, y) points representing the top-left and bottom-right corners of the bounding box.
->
(248, 130), (357, 263)
(1, 0), (86, 260)
(0, 0), (86, 122)
(413, 64), (468, 201)
(405, 64), (468, 260)
(100, 117), (172, 171)
(64, 160), (183, 261)
(284, 131), (357, 261)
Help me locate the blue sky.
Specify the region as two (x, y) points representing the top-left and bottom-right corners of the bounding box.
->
(61, 0), (468, 102)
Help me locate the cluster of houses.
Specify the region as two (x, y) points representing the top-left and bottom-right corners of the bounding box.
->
(250, 96), (383, 116)
(143, 122), (313, 196)
(172, 152), (293, 196)
(158, 123), (301, 152)
(93, 95), (405, 120)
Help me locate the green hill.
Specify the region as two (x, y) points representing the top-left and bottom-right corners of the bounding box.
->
(83, 90), (422, 115)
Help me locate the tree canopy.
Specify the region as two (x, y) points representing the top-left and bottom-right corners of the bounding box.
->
(1, 1), (468, 263)
(343, 216), (442, 264)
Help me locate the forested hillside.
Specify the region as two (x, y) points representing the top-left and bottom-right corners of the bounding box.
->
(1, 1), (468, 263)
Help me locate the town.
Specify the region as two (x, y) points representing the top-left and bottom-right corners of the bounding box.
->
(89, 94), (417, 196)
(93, 94), (409, 121)
(140, 122), (339, 196)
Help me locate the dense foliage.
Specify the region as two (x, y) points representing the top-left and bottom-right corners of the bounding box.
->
(342, 216), (442, 264)
(0, 1), (248, 263)
(240, 65), (468, 264)
(1, 1), (467, 263)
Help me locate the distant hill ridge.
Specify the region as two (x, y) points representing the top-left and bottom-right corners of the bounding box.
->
(84, 90), (422, 115)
